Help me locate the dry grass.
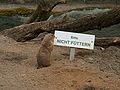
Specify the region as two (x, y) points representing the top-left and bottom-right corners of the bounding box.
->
(0, 7), (34, 16)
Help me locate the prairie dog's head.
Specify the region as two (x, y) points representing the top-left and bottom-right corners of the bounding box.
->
(41, 33), (54, 46)
(59, 0), (66, 4)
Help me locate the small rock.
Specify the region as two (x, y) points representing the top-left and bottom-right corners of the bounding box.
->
(100, 69), (104, 72)
(105, 76), (109, 78)
(87, 80), (92, 82)
(74, 65), (78, 67)
(0, 84), (4, 87)
(100, 47), (105, 51)
(77, 85), (96, 90)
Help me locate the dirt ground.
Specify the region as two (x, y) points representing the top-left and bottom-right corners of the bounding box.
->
(0, 32), (120, 90)
(0, 4), (120, 90)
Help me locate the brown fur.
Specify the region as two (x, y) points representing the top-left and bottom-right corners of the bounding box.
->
(36, 33), (54, 69)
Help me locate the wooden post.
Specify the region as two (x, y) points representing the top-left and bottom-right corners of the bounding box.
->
(70, 48), (75, 61)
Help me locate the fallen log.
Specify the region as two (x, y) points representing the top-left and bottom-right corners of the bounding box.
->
(1, 7), (120, 42)
(32, 34), (120, 47)
(95, 37), (120, 46)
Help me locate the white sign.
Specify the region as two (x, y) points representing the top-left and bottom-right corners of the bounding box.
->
(54, 31), (95, 49)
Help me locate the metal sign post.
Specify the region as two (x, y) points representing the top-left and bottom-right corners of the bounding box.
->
(70, 48), (75, 61)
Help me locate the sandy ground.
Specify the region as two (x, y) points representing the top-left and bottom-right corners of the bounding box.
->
(0, 3), (120, 90)
(0, 33), (120, 90)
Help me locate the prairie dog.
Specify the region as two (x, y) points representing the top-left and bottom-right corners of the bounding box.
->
(36, 33), (54, 69)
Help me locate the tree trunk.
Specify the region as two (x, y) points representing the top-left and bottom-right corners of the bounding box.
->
(25, 0), (66, 24)
(25, 4), (41, 24)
